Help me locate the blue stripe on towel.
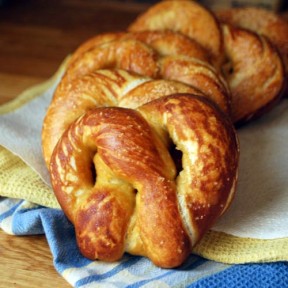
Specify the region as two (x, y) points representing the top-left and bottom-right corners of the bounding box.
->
(7, 202), (92, 271)
(0, 200), (23, 222)
(12, 204), (46, 235)
(75, 256), (142, 287)
(39, 208), (93, 271)
(125, 257), (207, 288)
(187, 262), (288, 288)
(2, 197), (287, 288)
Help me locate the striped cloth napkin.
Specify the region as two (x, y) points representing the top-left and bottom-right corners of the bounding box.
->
(1, 198), (287, 288)
(1, 59), (288, 287)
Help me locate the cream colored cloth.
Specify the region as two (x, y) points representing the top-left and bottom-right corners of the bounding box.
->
(214, 100), (288, 239)
(1, 59), (288, 264)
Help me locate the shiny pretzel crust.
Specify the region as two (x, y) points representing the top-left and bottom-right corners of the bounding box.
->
(217, 7), (288, 76)
(49, 94), (239, 268)
(42, 69), (203, 167)
(62, 33), (230, 112)
(69, 30), (210, 65)
(222, 25), (285, 124)
(128, 0), (224, 68)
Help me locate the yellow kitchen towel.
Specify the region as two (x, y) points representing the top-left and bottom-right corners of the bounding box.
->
(1, 58), (288, 264)
(0, 146), (59, 208)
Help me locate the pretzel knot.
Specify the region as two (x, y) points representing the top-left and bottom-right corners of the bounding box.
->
(64, 33), (230, 112)
(128, 1), (286, 124)
(50, 94), (239, 268)
(42, 69), (202, 167)
(128, 0), (224, 68)
(221, 24), (285, 124)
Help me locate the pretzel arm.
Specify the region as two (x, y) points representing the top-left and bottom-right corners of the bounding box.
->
(139, 94), (239, 243)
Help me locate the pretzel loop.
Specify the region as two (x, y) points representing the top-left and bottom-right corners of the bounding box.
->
(42, 69), (201, 167)
(50, 94), (239, 268)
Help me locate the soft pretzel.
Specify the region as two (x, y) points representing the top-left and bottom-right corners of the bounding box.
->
(65, 40), (230, 112)
(61, 36), (230, 111)
(49, 94), (239, 268)
(64, 31), (227, 100)
(128, 0), (224, 68)
(222, 24), (285, 124)
(216, 7), (288, 78)
(69, 32), (125, 65)
(42, 69), (202, 167)
(64, 39), (160, 82)
(43, 30), (231, 166)
(69, 30), (210, 66)
(158, 55), (230, 115)
(127, 1), (287, 124)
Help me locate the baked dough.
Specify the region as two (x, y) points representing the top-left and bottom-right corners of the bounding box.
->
(222, 24), (285, 124)
(129, 0), (224, 68)
(49, 94), (239, 268)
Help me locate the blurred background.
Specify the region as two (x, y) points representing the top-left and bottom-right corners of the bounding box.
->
(0, 0), (287, 104)
(200, 0), (287, 11)
(2, 0), (287, 11)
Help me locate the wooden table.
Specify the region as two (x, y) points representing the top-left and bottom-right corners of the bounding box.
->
(0, 1), (149, 286)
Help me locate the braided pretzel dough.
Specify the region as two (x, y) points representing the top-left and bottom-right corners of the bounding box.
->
(128, 1), (286, 124)
(49, 94), (239, 268)
(222, 25), (285, 124)
(43, 29), (231, 166)
(216, 7), (288, 77)
(63, 32), (230, 112)
(70, 31), (210, 66)
(42, 69), (201, 167)
(42, 32), (231, 160)
(128, 0), (224, 68)
(65, 39), (159, 81)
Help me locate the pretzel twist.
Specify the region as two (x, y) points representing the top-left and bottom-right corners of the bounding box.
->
(216, 7), (288, 78)
(69, 30), (210, 66)
(128, 0), (224, 68)
(42, 0), (288, 269)
(128, 1), (286, 124)
(63, 32), (230, 113)
(42, 69), (203, 167)
(49, 94), (239, 268)
(222, 24), (285, 124)
(42, 28), (232, 167)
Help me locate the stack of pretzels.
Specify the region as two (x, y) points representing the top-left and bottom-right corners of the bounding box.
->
(42, 0), (287, 268)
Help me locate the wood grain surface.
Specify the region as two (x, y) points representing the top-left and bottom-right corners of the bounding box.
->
(0, 0), (149, 287)
(0, 230), (70, 287)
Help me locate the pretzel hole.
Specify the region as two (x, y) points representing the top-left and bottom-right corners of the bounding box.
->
(90, 161), (97, 184)
(169, 144), (183, 177)
(222, 60), (234, 77)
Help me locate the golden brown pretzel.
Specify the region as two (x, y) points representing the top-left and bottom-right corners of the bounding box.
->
(65, 39), (160, 82)
(64, 38), (230, 112)
(64, 31), (228, 104)
(49, 94), (239, 268)
(42, 69), (202, 167)
(127, 1), (286, 124)
(59, 34), (230, 109)
(158, 55), (230, 114)
(222, 24), (285, 124)
(128, 0), (224, 68)
(43, 29), (232, 167)
(216, 7), (288, 78)
(69, 30), (210, 66)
